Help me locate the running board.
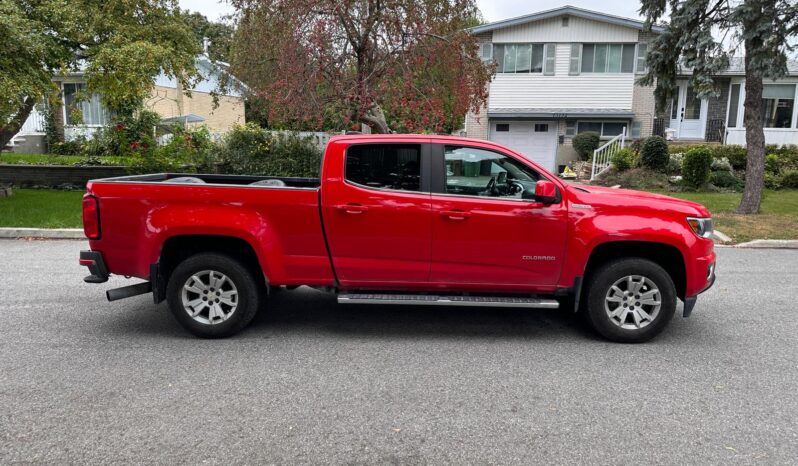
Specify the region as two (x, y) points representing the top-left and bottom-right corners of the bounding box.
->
(337, 293), (559, 309)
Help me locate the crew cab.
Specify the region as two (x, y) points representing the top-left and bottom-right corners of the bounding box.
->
(80, 134), (716, 342)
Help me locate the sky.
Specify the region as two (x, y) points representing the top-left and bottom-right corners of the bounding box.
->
(178, 0), (645, 23)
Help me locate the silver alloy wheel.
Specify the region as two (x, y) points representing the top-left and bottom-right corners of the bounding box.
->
(604, 275), (662, 330)
(181, 270), (239, 325)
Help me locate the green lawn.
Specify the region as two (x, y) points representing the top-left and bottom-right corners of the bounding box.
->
(652, 190), (798, 243)
(0, 189), (84, 228)
(0, 153), (134, 166)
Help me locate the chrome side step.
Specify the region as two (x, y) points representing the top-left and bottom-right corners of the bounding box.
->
(337, 293), (559, 309)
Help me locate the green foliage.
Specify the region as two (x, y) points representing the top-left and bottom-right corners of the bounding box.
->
(1, 0), (201, 142)
(572, 132), (601, 160)
(128, 125), (216, 174)
(220, 123), (322, 177)
(764, 173), (782, 190)
(640, 136), (669, 171)
(711, 145), (748, 169)
(668, 153), (684, 175)
(765, 153), (781, 174)
(710, 170), (744, 190)
(781, 171), (798, 190)
(682, 147), (713, 188)
(593, 168), (670, 191)
(182, 10), (234, 62)
(610, 148), (636, 172)
(711, 157), (733, 172)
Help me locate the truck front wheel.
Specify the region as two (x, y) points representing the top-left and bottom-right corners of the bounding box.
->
(166, 253), (260, 338)
(585, 258), (677, 343)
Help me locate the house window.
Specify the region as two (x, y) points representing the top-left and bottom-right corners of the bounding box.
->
(580, 44), (637, 73)
(727, 83), (741, 128)
(63, 83), (110, 126)
(534, 124), (549, 132)
(577, 121), (628, 138)
(480, 43), (493, 63)
(565, 121), (576, 136)
(635, 43), (648, 73)
(762, 84), (795, 128)
(494, 44), (545, 73)
(495, 124), (510, 132)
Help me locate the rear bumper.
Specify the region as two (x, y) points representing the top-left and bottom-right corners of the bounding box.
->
(80, 250), (109, 283)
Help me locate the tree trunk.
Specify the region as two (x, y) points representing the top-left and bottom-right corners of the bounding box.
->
(0, 97), (37, 150)
(361, 103), (391, 134)
(737, 55), (766, 214)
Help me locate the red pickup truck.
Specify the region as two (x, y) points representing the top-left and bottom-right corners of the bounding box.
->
(80, 134), (715, 342)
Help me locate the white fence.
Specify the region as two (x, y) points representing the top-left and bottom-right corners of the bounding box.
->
(590, 128), (626, 180)
(267, 130), (334, 151)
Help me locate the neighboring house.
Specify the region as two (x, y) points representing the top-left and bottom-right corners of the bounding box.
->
(10, 55), (246, 153)
(464, 5), (798, 173)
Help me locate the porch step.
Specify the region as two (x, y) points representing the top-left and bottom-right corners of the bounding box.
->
(337, 293), (559, 309)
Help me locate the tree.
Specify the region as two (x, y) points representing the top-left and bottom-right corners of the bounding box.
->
(0, 0), (201, 149)
(230, 0), (493, 133)
(638, 0), (798, 213)
(183, 10), (236, 63)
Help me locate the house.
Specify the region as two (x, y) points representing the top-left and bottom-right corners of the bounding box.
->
(464, 5), (798, 173)
(10, 55), (246, 153)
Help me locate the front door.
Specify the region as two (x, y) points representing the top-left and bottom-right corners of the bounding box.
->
(321, 142), (432, 287)
(670, 81), (708, 139)
(428, 144), (568, 292)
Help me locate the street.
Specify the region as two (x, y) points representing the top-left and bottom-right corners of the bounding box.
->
(1, 240), (796, 464)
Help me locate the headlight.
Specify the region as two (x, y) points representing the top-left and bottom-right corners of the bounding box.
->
(686, 217), (714, 238)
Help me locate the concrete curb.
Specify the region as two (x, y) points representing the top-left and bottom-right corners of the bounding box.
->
(733, 240), (798, 249)
(0, 228), (85, 239)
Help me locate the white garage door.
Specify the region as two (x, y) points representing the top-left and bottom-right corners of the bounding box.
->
(490, 121), (557, 172)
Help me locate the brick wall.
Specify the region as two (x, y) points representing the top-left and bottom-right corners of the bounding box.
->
(464, 32), (492, 140)
(0, 165), (127, 188)
(631, 30), (660, 139)
(147, 86), (245, 133)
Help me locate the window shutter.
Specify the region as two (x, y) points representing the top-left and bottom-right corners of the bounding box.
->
(480, 43), (493, 62)
(544, 44), (557, 75)
(569, 44), (581, 75)
(636, 43), (648, 73)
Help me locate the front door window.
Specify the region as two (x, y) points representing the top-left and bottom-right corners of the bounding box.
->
(684, 86), (702, 120)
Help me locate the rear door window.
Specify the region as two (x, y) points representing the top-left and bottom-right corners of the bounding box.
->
(345, 144), (422, 192)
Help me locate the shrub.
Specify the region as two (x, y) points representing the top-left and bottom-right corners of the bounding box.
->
(780, 171), (798, 189)
(610, 148), (636, 171)
(667, 153), (684, 175)
(220, 123), (322, 177)
(640, 136), (669, 171)
(572, 132), (601, 160)
(682, 147), (713, 187)
(765, 153), (781, 174)
(711, 145), (747, 169)
(711, 157), (732, 172)
(592, 167), (669, 190)
(710, 170), (743, 190)
(764, 173), (782, 190)
(51, 139), (85, 155)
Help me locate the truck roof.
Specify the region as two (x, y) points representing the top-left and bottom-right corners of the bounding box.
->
(328, 133), (494, 145)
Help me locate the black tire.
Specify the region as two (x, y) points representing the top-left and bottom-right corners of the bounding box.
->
(584, 258), (677, 343)
(166, 253), (261, 338)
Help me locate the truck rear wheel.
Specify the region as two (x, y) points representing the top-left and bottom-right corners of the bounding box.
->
(166, 253), (260, 338)
(584, 258), (677, 343)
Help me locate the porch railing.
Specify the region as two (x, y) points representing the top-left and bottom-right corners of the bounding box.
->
(18, 106), (46, 135)
(590, 128), (626, 181)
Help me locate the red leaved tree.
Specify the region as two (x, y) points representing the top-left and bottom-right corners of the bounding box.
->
(231, 0), (493, 133)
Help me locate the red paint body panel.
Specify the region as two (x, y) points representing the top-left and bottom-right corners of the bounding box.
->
(84, 134), (715, 300)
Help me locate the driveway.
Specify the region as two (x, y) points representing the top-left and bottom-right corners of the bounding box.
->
(1, 240), (796, 464)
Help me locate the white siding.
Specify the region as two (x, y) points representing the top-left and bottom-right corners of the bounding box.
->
(492, 16), (639, 43)
(726, 129), (798, 145)
(488, 44), (634, 109)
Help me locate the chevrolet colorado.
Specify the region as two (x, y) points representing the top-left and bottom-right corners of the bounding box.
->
(80, 134), (716, 342)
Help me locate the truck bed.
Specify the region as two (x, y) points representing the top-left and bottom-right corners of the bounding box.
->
(84, 172), (334, 285)
(91, 172), (321, 189)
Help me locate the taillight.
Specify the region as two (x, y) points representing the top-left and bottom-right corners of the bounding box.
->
(82, 195), (101, 239)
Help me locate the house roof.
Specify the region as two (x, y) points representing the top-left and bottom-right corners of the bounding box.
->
(471, 5), (664, 35)
(488, 108), (635, 119)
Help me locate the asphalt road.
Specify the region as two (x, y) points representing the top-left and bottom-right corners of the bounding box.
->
(1, 240), (796, 465)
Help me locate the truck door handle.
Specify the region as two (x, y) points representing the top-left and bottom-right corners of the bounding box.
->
(440, 210), (471, 220)
(337, 203), (368, 214)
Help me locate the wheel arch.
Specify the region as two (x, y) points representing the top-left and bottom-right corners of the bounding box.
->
(154, 234), (267, 303)
(582, 240), (687, 300)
